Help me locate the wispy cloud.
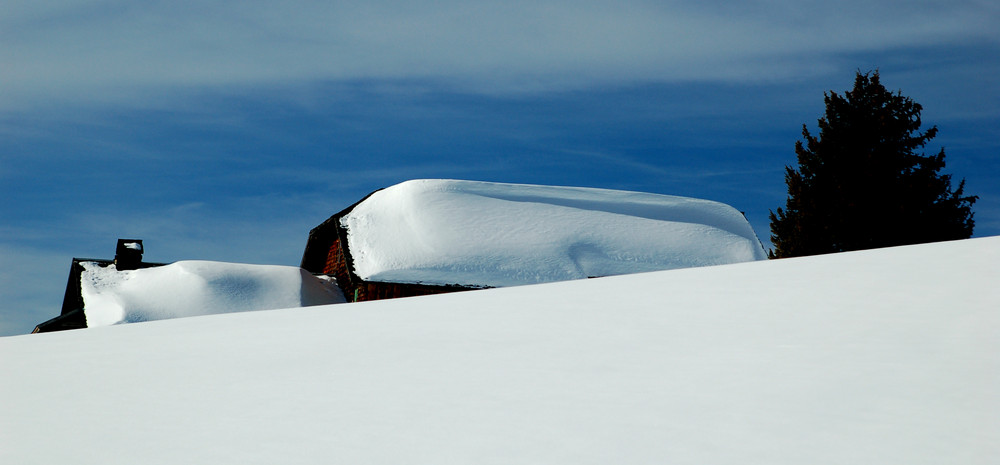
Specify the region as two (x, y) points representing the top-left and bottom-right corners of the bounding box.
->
(2, 0), (997, 106)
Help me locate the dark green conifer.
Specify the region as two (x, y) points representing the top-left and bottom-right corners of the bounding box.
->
(769, 71), (977, 258)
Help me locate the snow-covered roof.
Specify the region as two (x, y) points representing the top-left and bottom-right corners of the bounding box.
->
(337, 179), (767, 287)
(80, 260), (346, 327)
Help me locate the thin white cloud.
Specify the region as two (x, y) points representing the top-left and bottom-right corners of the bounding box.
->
(562, 148), (784, 182)
(2, 0), (997, 106)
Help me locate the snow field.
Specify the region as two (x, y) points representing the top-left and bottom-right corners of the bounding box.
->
(2, 236), (997, 464)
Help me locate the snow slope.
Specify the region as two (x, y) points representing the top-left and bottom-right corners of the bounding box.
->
(342, 179), (767, 286)
(2, 237), (998, 464)
(80, 260), (345, 327)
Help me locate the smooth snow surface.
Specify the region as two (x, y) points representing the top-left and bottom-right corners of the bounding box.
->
(80, 260), (345, 326)
(342, 179), (767, 286)
(3, 237), (998, 465)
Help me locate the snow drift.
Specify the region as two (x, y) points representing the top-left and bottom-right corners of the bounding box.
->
(80, 260), (346, 327)
(340, 179), (767, 287)
(3, 237), (997, 465)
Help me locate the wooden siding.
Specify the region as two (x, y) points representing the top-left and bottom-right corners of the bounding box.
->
(321, 236), (354, 294)
(352, 281), (472, 302)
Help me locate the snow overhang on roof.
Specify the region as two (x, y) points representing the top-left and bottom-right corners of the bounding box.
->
(308, 179), (767, 288)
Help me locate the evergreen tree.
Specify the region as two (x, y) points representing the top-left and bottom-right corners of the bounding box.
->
(769, 71), (977, 258)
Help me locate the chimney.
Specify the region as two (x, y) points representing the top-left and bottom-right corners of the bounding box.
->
(114, 239), (144, 270)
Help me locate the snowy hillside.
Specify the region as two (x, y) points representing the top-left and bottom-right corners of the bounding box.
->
(2, 237), (998, 464)
(340, 179), (767, 286)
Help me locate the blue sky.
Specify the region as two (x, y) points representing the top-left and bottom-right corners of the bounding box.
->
(2, 0), (998, 335)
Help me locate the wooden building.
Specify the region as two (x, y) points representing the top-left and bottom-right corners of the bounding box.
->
(33, 240), (165, 333)
(300, 190), (481, 303)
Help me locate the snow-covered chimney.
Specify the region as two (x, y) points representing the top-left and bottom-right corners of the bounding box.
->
(114, 239), (144, 270)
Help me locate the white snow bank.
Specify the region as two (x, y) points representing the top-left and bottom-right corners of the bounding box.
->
(342, 179), (767, 286)
(80, 260), (345, 326)
(2, 236), (997, 465)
